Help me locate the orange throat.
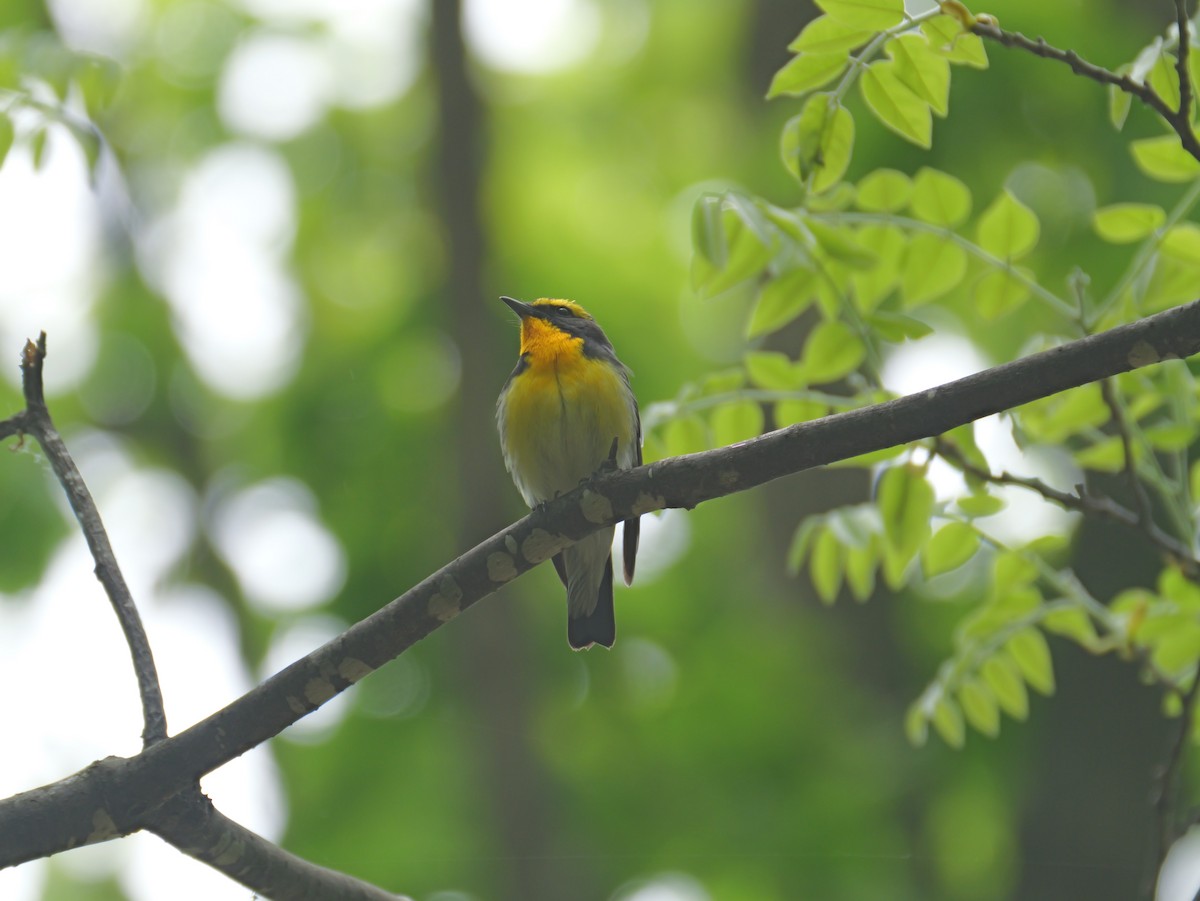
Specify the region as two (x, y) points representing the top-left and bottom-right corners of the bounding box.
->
(520, 317), (582, 364)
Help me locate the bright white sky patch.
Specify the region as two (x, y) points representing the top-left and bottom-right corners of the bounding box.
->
(210, 477), (347, 613)
(464, 0), (601, 73)
(219, 33), (334, 141)
(46, 0), (148, 58)
(233, 0), (421, 109)
(1158, 829), (1200, 901)
(614, 873), (711, 901)
(882, 330), (1077, 544)
(138, 143), (305, 399)
(0, 122), (102, 393)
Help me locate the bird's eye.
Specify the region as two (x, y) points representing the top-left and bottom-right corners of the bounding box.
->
(554, 306), (572, 317)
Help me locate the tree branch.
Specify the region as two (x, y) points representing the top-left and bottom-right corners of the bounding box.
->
(971, 19), (1200, 163)
(15, 333), (168, 746)
(4, 298), (1200, 867)
(144, 792), (411, 901)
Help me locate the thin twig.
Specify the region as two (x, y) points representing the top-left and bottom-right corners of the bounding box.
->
(15, 334), (167, 746)
(1099, 379), (1155, 526)
(1175, 0), (1194, 120)
(971, 21), (1200, 163)
(933, 437), (1200, 580)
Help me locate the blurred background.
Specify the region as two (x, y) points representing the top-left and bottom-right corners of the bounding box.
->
(0, 0), (1189, 899)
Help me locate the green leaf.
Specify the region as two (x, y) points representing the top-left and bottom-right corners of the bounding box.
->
(1006, 629), (1055, 695)
(780, 94), (855, 193)
(662, 414), (709, 457)
(1109, 77), (1132, 130)
(957, 493), (1005, 518)
(886, 33), (950, 117)
(1145, 423), (1197, 451)
(860, 60), (932, 148)
(1161, 223), (1200, 263)
(807, 219), (877, 269)
(694, 212), (772, 297)
(811, 526), (844, 604)
(976, 190), (1039, 261)
(958, 678), (1000, 737)
(1131, 135), (1200, 183)
(776, 398), (828, 425)
(1073, 435), (1128, 473)
(982, 655), (1029, 720)
(877, 465), (935, 565)
(921, 15), (988, 68)
(746, 350), (804, 389)
(1041, 606), (1099, 648)
(1092, 203), (1166, 243)
(852, 224), (906, 312)
(692, 194), (727, 266)
(910, 167), (971, 226)
(747, 268), (817, 337)
(801, 319), (865, 383)
(993, 551), (1037, 593)
(867, 310), (933, 342)
(768, 51), (851, 98)
(1147, 51), (1182, 114)
(922, 521), (980, 578)
(844, 538), (878, 601)
(905, 701), (929, 746)
(932, 696), (966, 748)
(900, 232), (967, 306)
(789, 15), (874, 54)
(786, 519), (820, 575)
(855, 168), (912, 212)
(816, 0), (904, 31)
(710, 400), (764, 447)
(973, 267), (1031, 319)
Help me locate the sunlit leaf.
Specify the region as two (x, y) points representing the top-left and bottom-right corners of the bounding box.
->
(1160, 223), (1200, 263)
(959, 678), (1000, 737)
(789, 15), (875, 54)
(1147, 51), (1182, 114)
(886, 33), (950, 117)
(1006, 629), (1055, 695)
(982, 655), (1029, 720)
(747, 268), (817, 337)
(801, 319), (865, 383)
(973, 267), (1031, 319)
(901, 232), (967, 306)
(816, 0), (904, 31)
(807, 219), (877, 268)
(976, 190), (1039, 261)
(922, 521), (980, 578)
(692, 194), (727, 266)
(877, 465), (935, 567)
(921, 15), (988, 68)
(867, 310), (932, 342)
(746, 350), (804, 389)
(710, 400), (764, 447)
(768, 51), (851, 99)
(662, 414), (709, 457)
(860, 60), (932, 148)
(852, 224), (906, 311)
(1092, 203), (1166, 243)
(855, 168), (912, 212)
(811, 526), (844, 604)
(1042, 606), (1099, 648)
(905, 701), (930, 746)
(956, 492), (1005, 518)
(845, 537), (878, 601)
(780, 93), (855, 192)
(932, 696), (966, 748)
(910, 167), (971, 226)
(1131, 135), (1200, 183)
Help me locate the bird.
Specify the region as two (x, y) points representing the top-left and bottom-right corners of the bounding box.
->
(496, 296), (641, 649)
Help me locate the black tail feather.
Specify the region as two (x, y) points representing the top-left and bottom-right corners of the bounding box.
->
(567, 556), (615, 650)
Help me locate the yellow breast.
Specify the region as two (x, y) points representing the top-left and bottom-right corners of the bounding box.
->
(499, 331), (636, 507)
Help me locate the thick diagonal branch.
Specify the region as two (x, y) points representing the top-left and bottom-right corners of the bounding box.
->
(3, 297), (1200, 867)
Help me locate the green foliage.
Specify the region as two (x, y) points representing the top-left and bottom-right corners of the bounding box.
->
(645, 0), (1200, 770)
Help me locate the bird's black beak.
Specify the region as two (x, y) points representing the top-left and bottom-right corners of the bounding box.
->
(500, 295), (537, 319)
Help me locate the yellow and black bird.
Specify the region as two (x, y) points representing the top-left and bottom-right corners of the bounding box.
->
(496, 296), (641, 649)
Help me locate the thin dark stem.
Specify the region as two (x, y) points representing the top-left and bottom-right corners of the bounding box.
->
(1175, 0), (1194, 121)
(933, 437), (1200, 580)
(17, 334), (168, 746)
(1099, 378), (1155, 526)
(971, 21), (1200, 163)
